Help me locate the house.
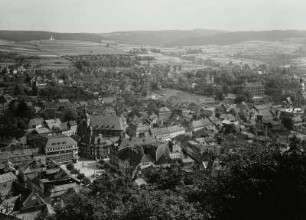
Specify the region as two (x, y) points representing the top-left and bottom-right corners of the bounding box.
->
(109, 137), (160, 171)
(44, 135), (79, 163)
(191, 118), (213, 132)
(49, 182), (80, 207)
(0, 172), (17, 199)
(88, 115), (126, 137)
(128, 122), (150, 138)
(19, 159), (46, 182)
(45, 119), (62, 131)
(60, 121), (77, 137)
(13, 202), (55, 220)
(158, 107), (172, 122)
(114, 140), (171, 176)
(293, 115), (303, 130)
(28, 118), (44, 129)
(0, 148), (40, 170)
(244, 82), (265, 97)
(150, 125), (185, 141)
(81, 134), (119, 159)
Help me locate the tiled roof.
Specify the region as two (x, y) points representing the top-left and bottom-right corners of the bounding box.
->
(45, 119), (62, 130)
(0, 172), (16, 183)
(90, 115), (125, 131)
(45, 135), (77, 149)
(191, 119), (212, 129)
(28, 118), (44, 127)
(50, 182), (79, 198)
(151, 126), (185, 136)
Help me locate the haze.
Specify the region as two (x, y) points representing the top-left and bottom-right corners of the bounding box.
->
(0, 0), (306, 33)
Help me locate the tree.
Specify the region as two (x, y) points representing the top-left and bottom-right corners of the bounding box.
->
(66, 162), (74, 171)
(55, 191), (95, 220)
(282, 117), (294, 130)
(62, 109), (78, 122)
(190, 138), (306, 220)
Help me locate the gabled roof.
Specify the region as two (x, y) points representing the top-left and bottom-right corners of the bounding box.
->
(28, 118), (44, 127)
(45, 119), (61, 130)
(50, 182), (79, 198)
(45, 135), (77, 149)
(89, 115), (125, 131)
(0, 172), (17, 183)
(191, 118), (212, 129)
(58, 99), (71, 103)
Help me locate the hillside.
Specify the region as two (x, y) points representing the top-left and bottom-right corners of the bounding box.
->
(100, 29), (226, 46)
(165, 30), (306, 46)
(0, 30), (106, 43)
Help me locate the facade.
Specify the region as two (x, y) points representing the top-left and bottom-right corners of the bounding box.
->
(44, 135), (79, 163)
(150, 125), (185, 141)
(128, 122), (150, 138)
(244, 82), (265, 97)
(88, 115), (126, 137)
(158, 107), (172, 122)
(191, 118), (213, 132)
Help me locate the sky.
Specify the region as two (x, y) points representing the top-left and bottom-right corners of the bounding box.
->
(0, 0), (306, 33)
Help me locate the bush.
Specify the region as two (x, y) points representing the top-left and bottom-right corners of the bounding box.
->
(77, 173), (85, 180)
(66, 162), (74, 171)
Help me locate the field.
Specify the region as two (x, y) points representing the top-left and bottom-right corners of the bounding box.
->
(0, 39), (126, 69)
(157, 88), (215, 105)
(180, 40), (303, 67)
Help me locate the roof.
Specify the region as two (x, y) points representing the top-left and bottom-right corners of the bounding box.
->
(58, 99), (71, 103)
(159, 107), (171, 113)
(28, 118), (44, 127)
(191, 119), (212, 129)
(45, 135), (77, 149)
(119, 137), (159, 150)
(35, 127), (51, 134)
(50, 182), (79, 198)
(90, 115), (125, 131)
(151, 125), (185, 137)
(245, 82), (264, 88)
(0, 172), (17, 183)
(45, 119), (62, 130)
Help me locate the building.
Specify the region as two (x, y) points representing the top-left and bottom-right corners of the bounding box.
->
(81, 134), (119, 159)
(244, 82), (265, 97)
(44, 135), (79, 163)
(158, 107), (172, 122)
(60, 121), (77, 137)
(0, 172), (17, 199)
(150, 125), (185, 141)
(0, 148), (40, 170)
(88, 115), (126, 138)
(191, 118), (213, 132)
(128, 122), (150, 138)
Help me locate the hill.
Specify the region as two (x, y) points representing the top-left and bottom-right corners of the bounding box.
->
(165, 30), (306, 46)
(99, 29), (226, 46)
(0, 30), (106, 43)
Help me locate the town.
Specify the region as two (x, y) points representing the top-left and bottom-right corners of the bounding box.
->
(1, 0), (306, 219)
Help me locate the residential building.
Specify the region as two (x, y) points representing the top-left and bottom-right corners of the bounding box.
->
(244, 82), (265, 97)
(44, 135), (79, 163)
(150, 125), (185, 141)
(0, 172), (17, 199)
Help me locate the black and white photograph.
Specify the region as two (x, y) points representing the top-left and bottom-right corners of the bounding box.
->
(1, 0), (306, 219)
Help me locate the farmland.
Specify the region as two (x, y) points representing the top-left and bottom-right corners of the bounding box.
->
(0, 39), (127, 69)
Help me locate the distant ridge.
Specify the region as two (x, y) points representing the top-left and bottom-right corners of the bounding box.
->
(164, 30), (306, 46)
(0, 30), (106, 43)
(1, 29), (306, 46)
(99, 29), (226, 46)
